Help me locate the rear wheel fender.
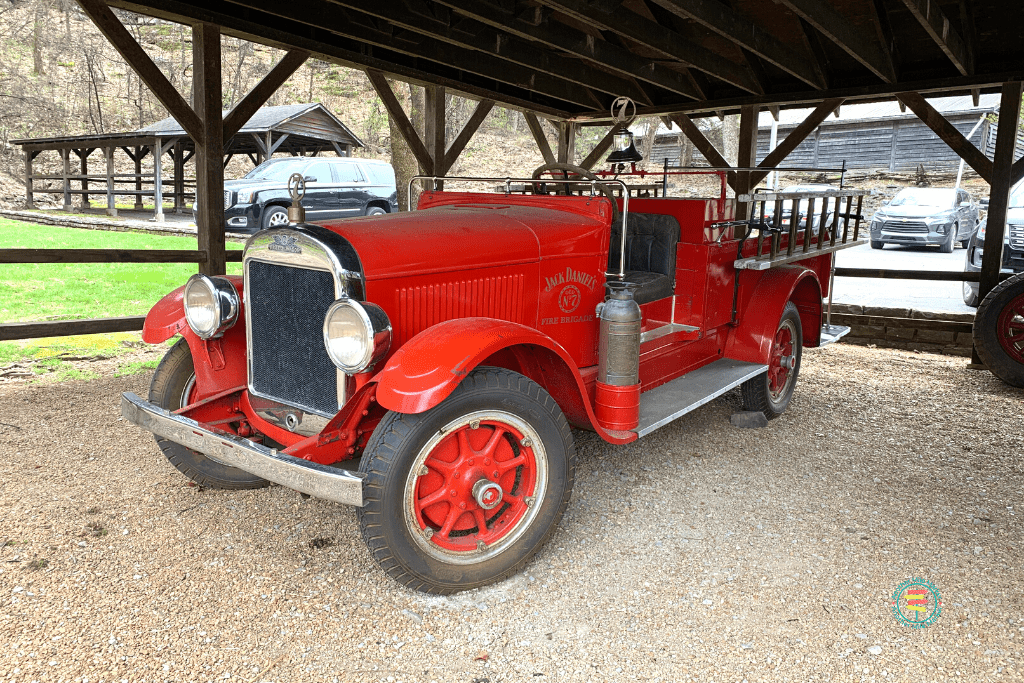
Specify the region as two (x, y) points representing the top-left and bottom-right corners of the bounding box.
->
(727, 267), (822, 364)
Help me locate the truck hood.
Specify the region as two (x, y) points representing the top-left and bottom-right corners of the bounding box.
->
(874, 205), (953, 220)
(319, 194), (610, 282)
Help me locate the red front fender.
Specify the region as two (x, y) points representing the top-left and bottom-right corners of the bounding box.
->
(726, 266), (822, 364)
(375, 318), (635, 444)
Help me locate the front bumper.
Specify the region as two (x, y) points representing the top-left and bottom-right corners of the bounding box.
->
(121, 393), (366, 506)
(872, 226), (952, 246)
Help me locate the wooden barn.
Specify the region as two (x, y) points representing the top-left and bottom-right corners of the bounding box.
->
(644, 95), (1022, 173)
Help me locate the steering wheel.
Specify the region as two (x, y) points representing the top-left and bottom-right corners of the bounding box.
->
(530, 162), (621, 226)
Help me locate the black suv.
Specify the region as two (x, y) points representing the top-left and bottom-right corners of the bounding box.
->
(963, 189), (1024, 306)
(207, 157), (398, 233)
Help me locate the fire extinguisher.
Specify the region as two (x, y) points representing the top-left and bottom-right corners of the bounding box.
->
(594, 281), (641, 431)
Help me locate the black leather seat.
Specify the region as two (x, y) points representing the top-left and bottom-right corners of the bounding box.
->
(607, 212), (680, 304)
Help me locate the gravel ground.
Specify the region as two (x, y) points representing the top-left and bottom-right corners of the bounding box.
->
(1, 343), (1022, 683)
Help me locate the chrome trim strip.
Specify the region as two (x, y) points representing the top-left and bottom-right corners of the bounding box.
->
(639, 322), (699, 343)
(121, 393), (365, 506)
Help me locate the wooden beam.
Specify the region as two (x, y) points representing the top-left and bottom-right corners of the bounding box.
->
(533, 0), (763, 94)
(75, 0), (203, 140)
(365, 70), (433, 173)
(24, 152), (34, 209)
(0, 316), (146, 341)
(647, 0), (825, 89)
(424, 85), (446, 177)
(579, 126), (618, 171)
(525, 113), (556, 166)
(223, 49), (309, 140)
(0, 249), (219, 263)
(557, 121), (577, 165)
(735, 104), (760, 220)
(778, 0), (897, 83)
(751, 98), (845, 185)
(1012, 157), (1024, 186)
(979, 81), (1023, 300)
(193, 22), (226, 277)
(898, 0), (972, 75)
(442, 99), (494, 175)
(434, 0), (700, 99)
(669, 114), (734, 185)
(896, 91), (992, 181)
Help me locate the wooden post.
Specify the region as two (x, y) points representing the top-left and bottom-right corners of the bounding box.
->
(424, 85), (446, 188)
(735, 104), (760, 220)
(104, 146), (117, 216)
(61, 149), (72, 211)
(134, 146), (144, 209)
(193, 22), (226, 276)
(173, 141), (185, 213)
(979, 81), (1023, 301)
(557, 121), (577, 165)
(153, 137), (164, 222)
(266, 131), (273, 162)
(24, 151), (34, 209)
(78, 149), (91, 209)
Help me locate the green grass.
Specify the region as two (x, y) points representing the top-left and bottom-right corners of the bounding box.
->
(0, 219), (242, 323)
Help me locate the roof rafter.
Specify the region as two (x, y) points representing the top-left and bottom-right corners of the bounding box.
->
(532, 0), (764, 94)
(898, 0), (973, 75)
(778, 0), (897, 83)
(647, 0), (826, 89)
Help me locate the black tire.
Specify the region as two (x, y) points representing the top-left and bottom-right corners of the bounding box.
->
(261, 205), (290, 230)
(741, 302), (803, 420)
(870, 240), (883, 249)
(365, 206), (387, 216)
(973, 273), (1024, 387)
(357, 367), (576, 594)
(940, 224), (957, 253)
(962, 280), (980, 307)
(148, 339), (270, 489)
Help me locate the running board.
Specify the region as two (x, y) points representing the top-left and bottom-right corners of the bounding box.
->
(819, 323), (851, 346)
(634, 358), (767, 437)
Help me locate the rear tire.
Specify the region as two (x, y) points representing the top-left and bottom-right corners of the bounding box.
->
(974, 273), (1024, 387)
(357, 367), (575, 594)
(365, 206), (387, 216)
(149, 339), (270, 489)
(742, 302), (803, 420)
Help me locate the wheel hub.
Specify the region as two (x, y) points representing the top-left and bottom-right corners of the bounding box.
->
(472, 479), (503, 510)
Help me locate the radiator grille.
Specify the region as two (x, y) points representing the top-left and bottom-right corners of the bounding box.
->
(882, 220), (928, 233)
(247, 260), (338, 415)
(1009, 223), (1024, 250)
(397, 275), (525, 347)
(224, 190), (233, 208)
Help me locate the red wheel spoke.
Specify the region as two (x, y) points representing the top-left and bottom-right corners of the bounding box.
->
(426, 458), (457, 476)
(438, 506), (462, 539)
(480, 425), (508, 458)
(456, 428), (473, 458)
(496, 454), (526, 473)
(472, 508), (488, 534)
(503, 492), (524, 508)
(417, 487), (449, 509)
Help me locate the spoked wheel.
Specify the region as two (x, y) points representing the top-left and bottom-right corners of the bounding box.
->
(741, 302), (803, 419)
(358, 367), (575, 594)
(974, 273), (1024, 387)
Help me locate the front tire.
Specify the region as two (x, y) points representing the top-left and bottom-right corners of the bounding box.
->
(963, 280), (980, 307)
(149, 339), (270, 489)
(974, 273), (1024, 387)
(261, 205), (289, 230)
(870, 239), (883, 249)
(940, 224), (957, 253)
(741, 302), (803, 420)
(357, 367), (575, 594)
(365, 206), (387, 216)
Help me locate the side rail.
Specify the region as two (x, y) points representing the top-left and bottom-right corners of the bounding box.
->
(727, 189), (875, 270)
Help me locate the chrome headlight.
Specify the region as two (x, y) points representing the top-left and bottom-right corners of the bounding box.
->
(323, 299), (392, 373)
(183, 274), (240, 339)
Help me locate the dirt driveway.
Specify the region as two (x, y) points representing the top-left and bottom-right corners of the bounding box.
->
(1, 344), (1021, 682)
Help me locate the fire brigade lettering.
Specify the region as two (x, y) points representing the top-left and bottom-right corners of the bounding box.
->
(544, 267), (598, 293)
(541, 314), (594, 325)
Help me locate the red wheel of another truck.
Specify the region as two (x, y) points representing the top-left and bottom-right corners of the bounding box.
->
(357, 367), (575, 594)
(741, 301), (803, 419)
(974, 273), (1024, 387)
(407, 411), (545, 557)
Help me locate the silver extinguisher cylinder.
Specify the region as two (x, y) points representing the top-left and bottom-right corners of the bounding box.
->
(598, 281), (641, 386)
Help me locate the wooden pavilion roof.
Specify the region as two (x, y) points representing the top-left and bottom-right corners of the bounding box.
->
(105, 0), (1024, 119)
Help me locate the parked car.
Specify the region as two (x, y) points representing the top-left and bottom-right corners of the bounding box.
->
(197, 156), (398, 232)
(962, 186), (1024, 306)
(123, 166), (862, 594)
(868, 187), (979, 253)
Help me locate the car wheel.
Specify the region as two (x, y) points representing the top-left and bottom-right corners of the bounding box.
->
(870, 239), (883, 250)
(149, 339), (271, 489)
(365, 206), (387, 217)
(940, 224), (957, 253)
(963, 281), (980, 307)
(262, 206), (290, 229)
(741, 302), (803, 420)
(974, 273), (1024, 387)
(357, 367), (575, 594)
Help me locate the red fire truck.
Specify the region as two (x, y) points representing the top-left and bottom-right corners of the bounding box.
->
(122, 164), (870, 593)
